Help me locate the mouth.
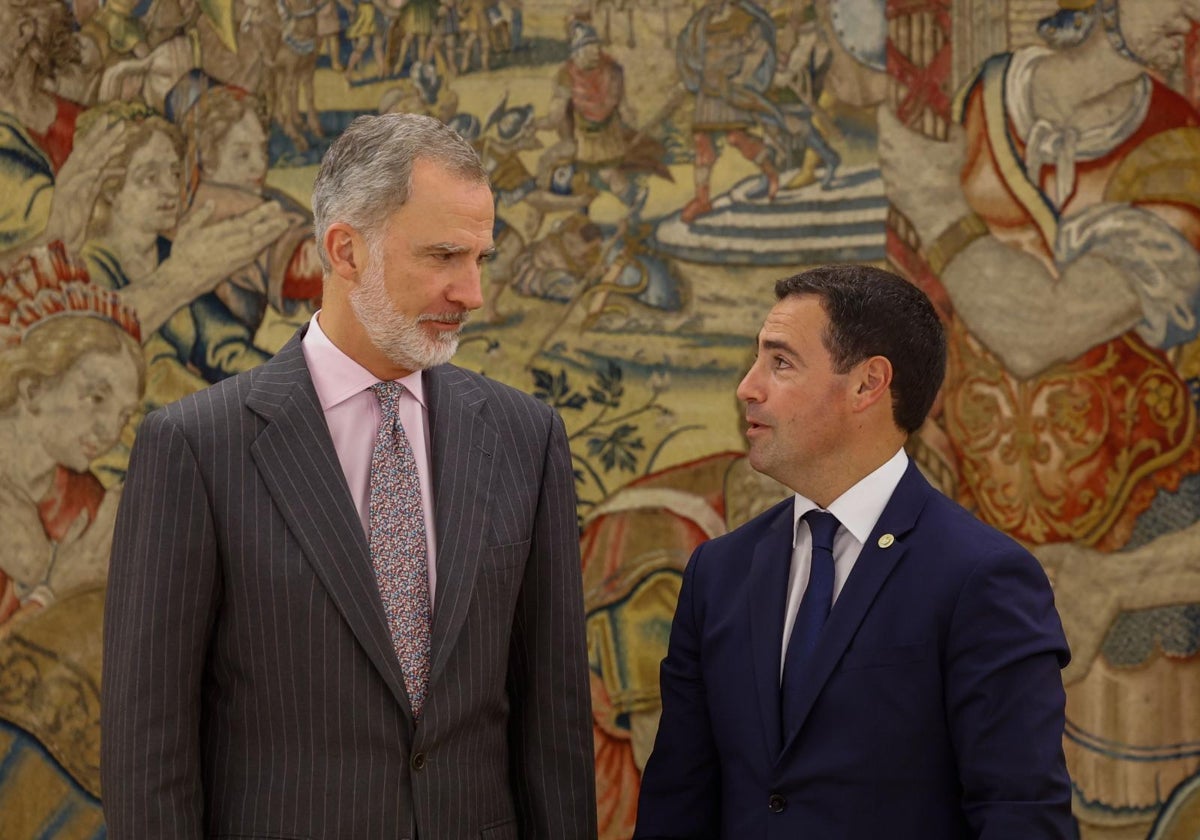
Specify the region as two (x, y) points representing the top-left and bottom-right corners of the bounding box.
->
(419, 312), (470, 333)
(744, 417), (768, 436)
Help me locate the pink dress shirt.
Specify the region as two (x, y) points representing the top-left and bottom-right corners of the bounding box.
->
(301, 313), (439, 607)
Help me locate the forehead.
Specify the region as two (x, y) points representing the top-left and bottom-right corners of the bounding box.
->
(226, 110), (264, 138)
(62, 347), (138, 382)
(129, 131), (177, 165)
(383, 161), (493, 242)
(759, 295), (827, 342)
(1123, 0), (1190, 27)
(408, 162), (491, 212)
(410, 156), (487, 193)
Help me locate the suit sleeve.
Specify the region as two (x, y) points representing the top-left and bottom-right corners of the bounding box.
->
(101, 410), (220, 839)
(633, 544), (721, 840)
(944, 544), (1074, 839)
(506, 409), (598, 839)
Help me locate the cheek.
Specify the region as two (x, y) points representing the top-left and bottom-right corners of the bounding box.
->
(38, 418), (78, 459)
(118, 186), (152, 216)
(40, 395), (80, 422)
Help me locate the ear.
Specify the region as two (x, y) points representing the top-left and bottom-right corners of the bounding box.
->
(16, 376), (42, 414)
(16, 19), (37, 53)
(850, 355), (893, 413)
(324, 222), (369, 285)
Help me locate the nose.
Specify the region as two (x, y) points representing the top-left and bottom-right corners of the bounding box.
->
(449, 261), (484, 311)
(736, 363), (762, 404)
(156, 174), (179, 206)
(251, 146), (268, 177)
(92, 411), (122, 450)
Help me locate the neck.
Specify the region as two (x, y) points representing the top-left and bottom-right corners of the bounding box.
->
(796, 429), (905, 509)
(317, 285), (417, 381)
(105, 226), (161, 275)
(1039, 30), (1144, 111)
(202, 177), (263, 197)
(0, 64), (57, 132)
(0, 411), (57, 502)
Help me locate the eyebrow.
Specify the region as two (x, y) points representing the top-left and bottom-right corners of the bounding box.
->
(760, 337), (798, 356)
(421, 242), (498, 259)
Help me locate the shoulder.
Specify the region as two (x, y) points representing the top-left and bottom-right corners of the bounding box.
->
(433, 362), (555, 425)
(600, 52), (623, 73)
(0, 114), (51, 172)
(697, 496), (791, 558)
(1146, 77), (1200, 129)
(80, 240), (127, 290)
(149, 361), (268, 436)
(914, 485), (1046, 585)
(735, 1), (775, 33)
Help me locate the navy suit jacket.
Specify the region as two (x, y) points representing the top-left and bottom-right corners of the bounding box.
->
(634, 461), (1073, 839)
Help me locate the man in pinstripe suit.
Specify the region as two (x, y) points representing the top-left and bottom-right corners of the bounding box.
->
(101, 113), (597, 839)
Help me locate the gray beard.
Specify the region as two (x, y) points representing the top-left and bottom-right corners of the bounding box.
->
(349, 255), (463, 372)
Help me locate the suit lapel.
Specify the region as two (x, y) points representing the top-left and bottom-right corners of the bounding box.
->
(424, 366), (498, 686)
(747, 500), (796, 760)
(247, 328), (416, 717)
(779, 461), (933, 756)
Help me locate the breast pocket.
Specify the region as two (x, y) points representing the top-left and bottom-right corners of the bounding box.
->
(839, 641), (931, 672)
(480, 819), (517, 840)
(484, 538), (530, 571)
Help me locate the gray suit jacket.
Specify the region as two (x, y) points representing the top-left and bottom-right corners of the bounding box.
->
(101, 328), (597, 839)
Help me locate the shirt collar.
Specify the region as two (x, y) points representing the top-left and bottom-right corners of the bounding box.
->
(791, 448), (909, 546)
(302, 312), (427, 410)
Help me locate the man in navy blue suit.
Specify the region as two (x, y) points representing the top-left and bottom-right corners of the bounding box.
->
(634, 264), (1074, 839)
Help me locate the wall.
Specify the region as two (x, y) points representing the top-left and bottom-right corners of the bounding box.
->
(1, 0), (1198, 837)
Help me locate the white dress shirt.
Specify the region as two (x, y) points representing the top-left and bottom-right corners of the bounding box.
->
(301, 312), (440, 607)
(779, 448), (909, 676)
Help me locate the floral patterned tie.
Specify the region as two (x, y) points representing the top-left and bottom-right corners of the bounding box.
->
(369, 381), (431, 718)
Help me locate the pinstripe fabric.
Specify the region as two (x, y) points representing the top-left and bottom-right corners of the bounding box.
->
(100, 327), (597, 840)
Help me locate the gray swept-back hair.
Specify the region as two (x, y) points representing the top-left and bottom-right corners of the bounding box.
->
(311, 113), (489, 271)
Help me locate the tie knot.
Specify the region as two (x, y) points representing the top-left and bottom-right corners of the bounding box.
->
(371, 380), (407, 420)
(804, 510), (840, 553)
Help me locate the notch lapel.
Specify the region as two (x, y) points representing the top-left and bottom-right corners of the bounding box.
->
(423, 366), (498, 685)
(779, 462), (933, 756)
(747, 501), (796, 761)
(247, 330), (416, 718)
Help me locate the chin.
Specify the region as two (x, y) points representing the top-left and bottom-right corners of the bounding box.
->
(62, 455), (92, 473)
(744, 450), (766, 474)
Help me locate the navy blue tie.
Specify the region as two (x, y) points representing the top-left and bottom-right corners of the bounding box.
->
(781, 510), (839, 739)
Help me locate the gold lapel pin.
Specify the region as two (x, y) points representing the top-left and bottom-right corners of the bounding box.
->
(877, 534), (895, 548)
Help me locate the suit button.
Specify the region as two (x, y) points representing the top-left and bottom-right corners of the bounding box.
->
(411, 752), (427, 771)
(768, 793), (786, 813)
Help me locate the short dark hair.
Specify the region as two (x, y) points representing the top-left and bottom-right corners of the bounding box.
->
(774, 265), (946, 434)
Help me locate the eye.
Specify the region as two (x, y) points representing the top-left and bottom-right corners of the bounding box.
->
(773, 356), (792, 370)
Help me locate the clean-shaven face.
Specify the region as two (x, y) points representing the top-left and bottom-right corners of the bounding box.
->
(736, 295), (856, 490)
